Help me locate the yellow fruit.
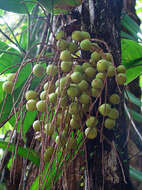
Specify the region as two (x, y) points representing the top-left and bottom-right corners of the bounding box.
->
(86, 116), (98, 128)
(44, 146), (54, 162)
(25, 90), (38, 100)
(91, 78), (103, 89)
(80, 39), (92, 51)
(85, 127), (97, 139)
(98, 104), (111, 116)
(104, 118), (115, 129)
(33, 120), (42, 131)
(33, 64), (45, 77)
(36, 100), (46, 112)
(108, 108), (119, 119)
(60, 50), (72, 61)
(46, 65), (58, 76)
(2, 81), (13, 94)
(116, 65), (126, 73)
(116, 73), (126, 85)
(109, 94), (120, 104)
(72, 30), (83, 41)
(26, 99), (37, 111)
(7, 73), (16, 81)
(97, 59), (108, 72)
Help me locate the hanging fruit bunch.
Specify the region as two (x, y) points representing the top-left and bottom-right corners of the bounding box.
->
(2, 30), (126, 163)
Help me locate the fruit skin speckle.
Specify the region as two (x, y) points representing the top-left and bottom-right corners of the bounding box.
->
(2, 81), (13, 94)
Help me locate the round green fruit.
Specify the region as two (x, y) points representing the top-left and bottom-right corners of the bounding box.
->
(60, 77), (70, 90)
(91, 51), (101, 63)
(70, 118), (81, 129)
(80, 39), (92, 51)
(33, 120), (42, 131)
(25, 90), (38, 100)
(7, 73), (16, 81)
(109, 94), (120, 104)
(44, 82), (55, 93)
(78, 80), (89, 91)
(57, 39), (68, 51)
(91, 88), (101, 98)
(2, 81), (13, 94)
(69, 102), (78, 114)
(26, 99), (37, 111)
(96, 72), (106, 80)
(33, 64), (45, 77)
(85, 67), (96, 78)
(72, 30), (83, 42)
(60, 96), (68, 107)
(56, 30), (65, 40)
(98, 104), (111, 116)
(44, 146), (54, 162)
(67, 85), (80, 98)
(61, 61), (72, 72)
(36, 100), (46, 112)
(49, 93), (57, 104)
(107, 65), (115, 77)
(65, 137), (75, 151)
(116, 65), (126, 73)
(85, 127), (97, 139)
(86, 116), (98, 128)
(45, 124), (54, 136)
(108, 108), (119, 119)
(79, 93), (90, 104)
(68, 42), (78, 53)
(97, 59), (108, 72)
(81, 31), (91, 40)
(116, 73), (126, 85)
(91, 78), (103, 89)
(71, 72), (82, 83)
(105, 53), (111, 61)
(46, 65), (58, 76)
(60, 50), (72, 61)
(104, 118), (115, 129)
(40, 91), (47, 100)
(82, 62), (91, 71)
(73, 65), (83, 73)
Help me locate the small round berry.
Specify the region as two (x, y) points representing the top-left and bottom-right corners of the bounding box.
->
(44, 146), (54, 162)
(79, 93), (90, 104)
(57, 39), (68, 51)
(72, 30), (83, 41)
(60, 50), (72, 61)
(85, 127), (97, 139)
(33, 120), (42, 131)
(33, 64), (45, 77)
(116, 73), (127, 85)
(91, 78), (103, 89)
(71, 72), (82, 83)
(26, 99), (37, 111)
(109, 94), (120, 104)
(116, 65), (126, 73)
(97, 59), (108, 72)
(36, 100), (46, 112)
(98, 104), (111, 116)
(108, 108), (119, 119)
(2, 81), (13, 94)
(81, 31), (91, 40)
(80, 39), (92, 51)
(25, 90), (38, 100)
(56, 30), (65, 40)
(61, 61), (72, 72)
(86, 116), (98, 128)
(85, 67), (96, 78)
(104, 118), (115, 129)
(46, 65), (58, 76)
(7, 73), (16, 81)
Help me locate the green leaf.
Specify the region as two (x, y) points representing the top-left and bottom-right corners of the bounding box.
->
(0, 140), (40, 166)
(130, 166), (142, 182)
(128, 109), (142, 122)
(125, 90), (141, 107)
(0, 0), (36, 14)
(121, 39), (142, 84)
(39, 0), (81, 14)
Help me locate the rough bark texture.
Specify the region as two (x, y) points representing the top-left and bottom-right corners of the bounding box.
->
(79, 1), (134, 189)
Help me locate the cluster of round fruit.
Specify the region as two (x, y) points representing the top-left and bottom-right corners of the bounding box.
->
(25, 30), (126, 144)
(2, 73), (16, 94)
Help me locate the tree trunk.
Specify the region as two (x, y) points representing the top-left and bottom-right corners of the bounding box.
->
(79, 1), (134, 189)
